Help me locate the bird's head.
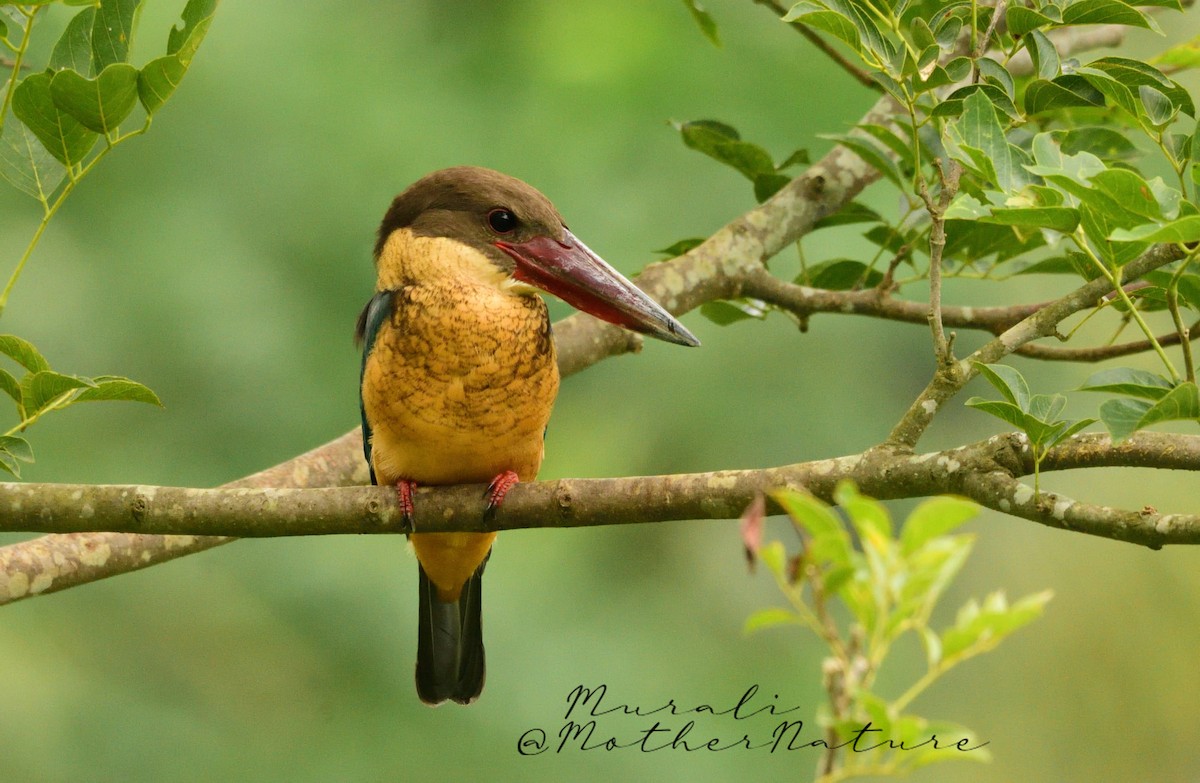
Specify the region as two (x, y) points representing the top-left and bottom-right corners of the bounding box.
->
(374, 166), (699, 347)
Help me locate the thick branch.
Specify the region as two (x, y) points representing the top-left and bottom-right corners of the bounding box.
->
(0, 433), (1194, 561)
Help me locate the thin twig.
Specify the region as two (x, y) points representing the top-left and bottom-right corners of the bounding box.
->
(752, 0), (883, 91)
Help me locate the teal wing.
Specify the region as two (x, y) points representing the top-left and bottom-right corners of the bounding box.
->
(355, 290), (395, 486)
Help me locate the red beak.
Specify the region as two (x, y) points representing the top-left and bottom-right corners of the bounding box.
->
(495, 229), (700, 347)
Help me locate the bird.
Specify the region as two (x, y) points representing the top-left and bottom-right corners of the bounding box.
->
(357, 166), (699, 705)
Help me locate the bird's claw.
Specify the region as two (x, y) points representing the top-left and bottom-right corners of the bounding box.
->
(483, 470), (520, 521)
(395, 478), (418, 529)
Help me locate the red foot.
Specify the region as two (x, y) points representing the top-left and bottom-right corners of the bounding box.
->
(484, 470), (520, 519)
(395, 478), (418, 528)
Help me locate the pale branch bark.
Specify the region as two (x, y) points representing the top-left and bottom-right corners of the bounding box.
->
(886, 243), (1188, 450)
(0, 17), (1169, 604)
(0, 432), (1194, 551)
(0, 431), (369, 604)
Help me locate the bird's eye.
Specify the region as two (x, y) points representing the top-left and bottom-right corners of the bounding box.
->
(487, 208), (518, 234)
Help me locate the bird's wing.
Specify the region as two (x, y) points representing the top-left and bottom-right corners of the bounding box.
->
(356, 290), (396, 486)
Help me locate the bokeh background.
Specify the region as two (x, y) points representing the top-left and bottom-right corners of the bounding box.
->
(1, 2), (1197, 781)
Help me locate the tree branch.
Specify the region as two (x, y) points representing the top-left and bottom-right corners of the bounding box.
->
(885, 243), (1188, 450)
(0, 16), (1160, 604)
(0, 432), (1194, 564)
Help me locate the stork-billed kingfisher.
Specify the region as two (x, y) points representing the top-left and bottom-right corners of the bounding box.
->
(357, 167), (698, 705)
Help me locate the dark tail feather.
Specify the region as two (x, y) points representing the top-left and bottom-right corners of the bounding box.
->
(415, 563), (486, 705)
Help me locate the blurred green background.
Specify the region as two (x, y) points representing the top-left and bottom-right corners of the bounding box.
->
(1, 1), (1198, 781)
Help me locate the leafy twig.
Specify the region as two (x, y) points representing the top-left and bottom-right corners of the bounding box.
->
(751, 0), (883, 91)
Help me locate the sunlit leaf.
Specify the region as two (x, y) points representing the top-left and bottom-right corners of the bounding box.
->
(73, 375), (162, 405)
(0, 335), (50, 373)
(743, 607), (799, 634)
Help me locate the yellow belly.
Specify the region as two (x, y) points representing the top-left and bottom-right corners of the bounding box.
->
(362, 277), (559, 599)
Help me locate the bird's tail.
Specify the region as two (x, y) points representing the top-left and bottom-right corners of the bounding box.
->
(415, 562), (486, 705)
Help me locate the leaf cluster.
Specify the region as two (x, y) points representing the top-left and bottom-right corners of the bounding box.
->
(745, 483), (1050, 778)
(0, 334), (159, 476)
(675, 0), (1200, 461)
(0, 0), (217, 476)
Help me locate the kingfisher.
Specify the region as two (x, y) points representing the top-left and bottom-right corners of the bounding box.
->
(357, 167), (698, 705)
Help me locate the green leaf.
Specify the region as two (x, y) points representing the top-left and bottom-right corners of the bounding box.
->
(91, 0), (144, 72)
(934, 83), (1020, 120)
(983, 206), (1080, 233)
(49, 63), (140, 135)
(1025, 30), (1061, 80)
(655, 238), (705, 256)
(753, 172), (791, 202)
(822, 133), (902, 187)
(776, 148), (809, 170)
(1177, 274), (1200, 312)
(934, 14), (963, 50)
(1139, 85), (1176, 127)
(1061, 0), (1156, 30)
(0, 368), (21, 408)
(699, 299), (767, 325)
(138, 0), (219, 115)
(1151, 36), (1200, 72)
(73, 375), (162, 405)
(743, 607), (799, 634)
(772, 488), (853, 567)
(681, 0), (721, 46)
(0, 436), (33, 478)
(48, 6), (97, 75)
(805, 259), (883, 289)
(901, 496), (977, 556)
(1048, 417), (1097, 448)
(1059, 127), (1139, 161)
(1137, 380), (1200, 424)
(1026, 392), (1066, 423)
(974, 362), (1030, 410)
(856, 122), (916, 170)
(1090, 168), (1164, 223)
(1099, 397), (1152, 442)
(0, 109), (67, 201)
(1081, 368), (1174, 400)
(1097, 383), (1200, 441)
(0, 435), (34, 463)
(941, 590), (1052, 661)
(965, 397), (1028, 429)
(976, 57), (1014, 99)
(813, 200), (882, 229)
(0, 335), (50, 373)
(783, 2), (860, 51)
(759, 540), (787, 579)
(1089, 56), (1193, 117)
(11, 73), (98, 166)
(678, 120), (775, 180)
(20, 371), (94, 418)
(1006, 5), (1055, 35)
(1108, 216), (1200, 243)
(836, 480), (891, 539)
(954, 90), (1023, 193)
(1024, 77), (1106, 115)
